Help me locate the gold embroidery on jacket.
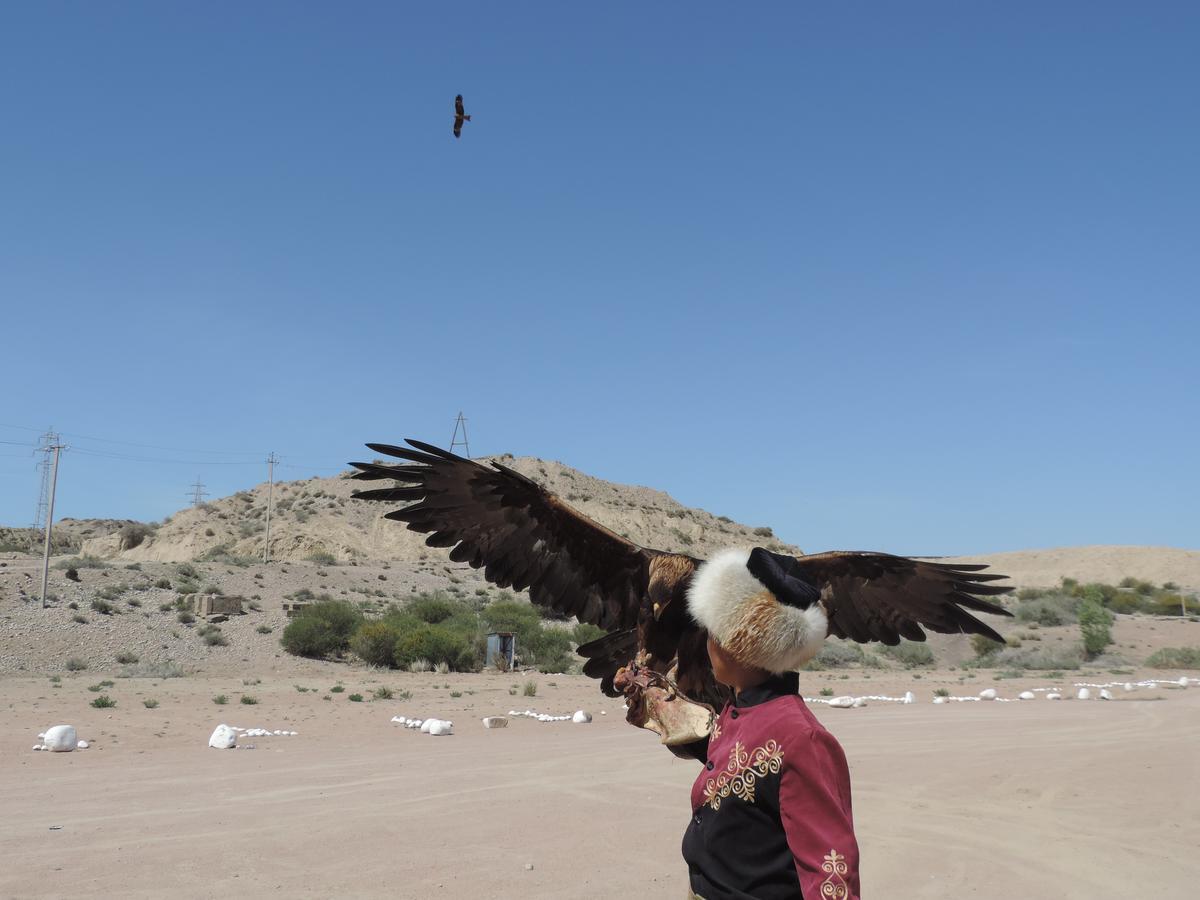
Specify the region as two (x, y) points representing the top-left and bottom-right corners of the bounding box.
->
(820, 849), (849, 898)
(710, 717), (722, 741)
(702, 739), (783, 810)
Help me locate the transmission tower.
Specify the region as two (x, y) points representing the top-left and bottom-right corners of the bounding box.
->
(32, 429), (61, 542)
(187, 477), (209, 508)
(263, 452), (278, 564)
(449, 411), (471, 458)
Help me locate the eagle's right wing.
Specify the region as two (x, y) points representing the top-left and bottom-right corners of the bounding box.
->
(351, 439), (656, 631)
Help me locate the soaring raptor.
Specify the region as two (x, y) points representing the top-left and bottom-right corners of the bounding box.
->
(350, 440), (1012, 735)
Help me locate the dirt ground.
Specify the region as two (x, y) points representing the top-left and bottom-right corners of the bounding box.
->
(2, 666), (1197, 899)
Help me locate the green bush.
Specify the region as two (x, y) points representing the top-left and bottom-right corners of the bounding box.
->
(65, 657), (88, 671)
(1148, 593), (1190, 617)
(1078, 597), (1114, 658)
(143, 698), (159, 709)
(280, 600), (363, 659)
(406, 593), (460, 624)
(1016, 595), (1078, 627)
(974, 644), (1084, 670)
(239, 695), (257, 705)
(393, 623), (478, 671)
(572, 622), (607, 646)
(1145, 647), (1200, 669)
(348, 693), (363, 702)
(1108, 592), (1144, 615)
(115, 652), (139, 664)
(880, 640), (935, 668)
(91, 599), (115, 615)
(90, 695), (117, 708)
(177, 610), (195, 624)
(373, 686), (394, 700)
(804, 641), (865, 670)
(350, 620), (403, 668)
(971, 634), (1004, 658)
(330, 685), (345, 693)
(306, 551), (337, 566)
(213, 694), (228, 705)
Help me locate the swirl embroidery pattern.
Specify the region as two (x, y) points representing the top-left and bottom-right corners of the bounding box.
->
(702, 740), (784, 810)
(820, 849), (849, 899)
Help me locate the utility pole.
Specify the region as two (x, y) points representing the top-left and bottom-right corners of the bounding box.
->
(32, 428), (61, 547)
(263, 452), (278, 564)
(38, 440), (66, 609)
(449, 411), (471, 459)
(187, 477), (208, 508)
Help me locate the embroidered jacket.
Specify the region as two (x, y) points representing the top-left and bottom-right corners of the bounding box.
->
(681, 672), (861, 899)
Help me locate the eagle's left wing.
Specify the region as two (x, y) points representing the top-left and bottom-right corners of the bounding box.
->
(754, 549), (1013, 645)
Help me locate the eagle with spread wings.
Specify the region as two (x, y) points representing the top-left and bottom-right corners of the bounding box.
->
(453, 94), (471, 139)
(350, 440), (1012, 739)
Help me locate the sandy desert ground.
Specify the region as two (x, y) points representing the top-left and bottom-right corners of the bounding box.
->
(3, 663), (1198, 899)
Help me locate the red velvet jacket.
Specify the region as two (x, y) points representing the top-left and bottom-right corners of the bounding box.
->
(682, 672), (861, 899)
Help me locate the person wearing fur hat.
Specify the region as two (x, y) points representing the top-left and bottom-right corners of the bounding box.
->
(679, 548), (861, 900)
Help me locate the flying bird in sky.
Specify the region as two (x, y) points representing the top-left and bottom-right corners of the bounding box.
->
(350, 440), (1012, 739)
(453, 94), (471, 139)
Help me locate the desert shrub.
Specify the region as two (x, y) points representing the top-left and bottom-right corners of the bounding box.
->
(480, 600), (569, 670)
(118, 523), (151, 550)
(408, 658), (432, 673)
(65, 657), (88, 671)
(256, 624), (273, 634)
(143, 698), (159, 708)
(406, 593), (460, 625)
(213, 694), (228, 705)
(373, 686), (394, 700)
(154, 578), (172, 589)
(572, 622), (606, 646)
(880, 640), (935, 668)
(1015, 587), (1048, 601)
(1147, 593), (1190, 617)
(1078, 597), (1115, 658)
(350, 620), (403, 668)
(1016, 595), (1078, 627)
(393, 624), (478, 671)
(91, 599), (115, 615)
(280, 600), (363, 659)
(753, 526), (773, 537)
(177, 610), (195, 624)
(90, 695), (117, 708)
(72, 614), (88, 624)
(1145, 647), (1200, 669)
(971, 634), (1004, 658)
(65, 567), (80, 582)
(975, 644), (1084, 670)
(804, 641), (865, 670)
(201, 628), (228, 647)
(55, 555), (108, 570)
(176, 563), (198, 579)
(934, 688), (950, 697)
(306, 551), (337, 566)
(1108, 592), (1144, 615)
(239, 695), (257, 705)
(348, 693), (363, 702)
(819, 687), (834, 697)
(523, 680), (538, 697)
(115, 651), (139, 664)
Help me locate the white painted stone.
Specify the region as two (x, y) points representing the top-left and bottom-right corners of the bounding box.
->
(429, 720), (453, 736)
(33, 745), (42, 751)
(572, 711), (592, 723)
(44, 725), (78, 752)
(902, 691), (916, 704)
(482, 716), (508, 729)
(1099, 689), (1113, 700)
(1046, 692), (1062, 700)
(932, 696), (947, 705)
(1179, 677), (1190, 688)
(77, 740), (88, 749)
(208, 724), (237, 749)
(978, 689), (997, 701)
(1123, 683), (1135, 692)
(1077, 688), (1091, 701)
(1018, 691), (1035, 701)
(420, 719), (434, 733)
(828, 696), (855, 708)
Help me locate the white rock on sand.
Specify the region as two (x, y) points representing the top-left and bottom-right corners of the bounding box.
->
(482, 716), (508, 729)
(979, 689), (998, 701)
(572, 710), (592, 724)
(43, 725), (77, 752)
(208, 724), (237, 749)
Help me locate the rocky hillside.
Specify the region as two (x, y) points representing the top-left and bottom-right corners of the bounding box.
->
(74, 455), (802, 565)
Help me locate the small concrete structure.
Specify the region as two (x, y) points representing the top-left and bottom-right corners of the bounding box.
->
(197, 594), (244, 617)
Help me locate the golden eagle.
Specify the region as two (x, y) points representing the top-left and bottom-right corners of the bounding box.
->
(350, 440), (1012, 722)
(453, 94), (471, 139)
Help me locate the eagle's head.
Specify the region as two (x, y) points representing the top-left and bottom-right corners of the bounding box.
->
(687, 547), (827, 673)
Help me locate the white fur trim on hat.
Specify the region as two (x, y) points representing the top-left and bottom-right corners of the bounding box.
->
(687, 547), (828, 673)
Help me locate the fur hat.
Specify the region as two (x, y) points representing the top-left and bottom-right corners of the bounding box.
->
(687, 547), (828, 673)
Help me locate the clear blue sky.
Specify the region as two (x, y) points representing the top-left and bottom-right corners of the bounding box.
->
(2, 2), (1197, 556)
